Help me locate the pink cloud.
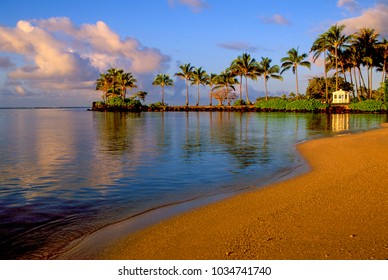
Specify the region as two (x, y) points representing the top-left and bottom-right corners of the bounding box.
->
(338, 4), (388, 37)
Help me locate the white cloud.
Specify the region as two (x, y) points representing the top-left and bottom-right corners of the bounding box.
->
(338, 3), (388, 37)
(0, 17), (170, 100)
(260, 14), (290, 25)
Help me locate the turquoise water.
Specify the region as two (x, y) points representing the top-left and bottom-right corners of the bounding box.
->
(0, 109), (386, 259)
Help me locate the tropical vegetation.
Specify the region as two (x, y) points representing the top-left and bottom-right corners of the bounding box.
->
(152, 73), (174, 105)
(94, 24), (388, 112)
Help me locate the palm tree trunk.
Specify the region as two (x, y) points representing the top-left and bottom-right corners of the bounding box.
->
(348, 68), (355, 98)
(335, 46), (339, 91)
(196, 84), (200, 106)
(209, 87), (213, 106)
(239, 75), (243, 101)
(358, 66), (367, 97)
(245, 76), (250, 104)
(369, 66), (373, 99)
(324, 52), (328, 102)
(162, 85), (165, 105)
(185, 79), (189, 106)
(295, 66), (299, 97)
(353, 67), (359, 100)
(264, 77), (268, 101)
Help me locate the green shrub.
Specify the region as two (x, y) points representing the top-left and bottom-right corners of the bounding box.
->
(349, 99), (385, 112)
(254, 98), (327, 111)
(255, 98), (288, 110)
(149, 101), (167, 109)
(103, 97), (142, 110)
(234, 99), (246, 106)
(286, 99), (328, 111)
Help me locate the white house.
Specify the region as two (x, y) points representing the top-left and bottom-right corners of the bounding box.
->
(332, 89), (350, 104)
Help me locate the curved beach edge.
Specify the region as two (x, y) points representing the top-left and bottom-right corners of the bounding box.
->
(92, 123), (388, 259)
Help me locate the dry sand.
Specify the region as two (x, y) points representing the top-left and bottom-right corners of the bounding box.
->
(97, 124), (388, 260)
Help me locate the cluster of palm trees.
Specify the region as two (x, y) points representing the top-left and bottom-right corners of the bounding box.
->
(311, 24), (388, 101)
(96, 68), (137, 102)
(96, 24), (387, 106)
(153, 53), (287, 106)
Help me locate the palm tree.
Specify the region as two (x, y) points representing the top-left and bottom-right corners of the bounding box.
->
(228, 62), (243, 101)
(118, 71), (137, 99)
(231, 53), (258, 104)
(95, 73), (110, 102)
(191, 67), (209, 106)
(377, 38), (388, 83)
(106, 68), (121, 97)
(206, 73), (218, 106)
(213, 70), (238, 105)
(352, 28), (380, 98)
(175, 63), (194, 106)
(152, 73), (174, 105)
(325, 24), (351, 91)
(258, 57), (283, 100)
(311, 32), (331, 102)
(280, 47), (311, 97)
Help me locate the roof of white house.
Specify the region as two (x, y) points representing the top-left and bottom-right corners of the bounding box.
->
(332, 89), (348, 94)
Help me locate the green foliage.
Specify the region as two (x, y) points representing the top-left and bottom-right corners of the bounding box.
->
(149, 101), (167, 109)
(349, 99), (386, 111)
(254, 97), (327, 111)
(233, 99), (247, 106)
(104, 97), (142, 109)
(306, 76), (353, 100)
(96, 68), (137, 101)
(255, 98), (288, 110)
(286, 99), (328, 111)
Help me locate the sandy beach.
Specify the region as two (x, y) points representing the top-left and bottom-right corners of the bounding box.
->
(97, 124), (388, 260)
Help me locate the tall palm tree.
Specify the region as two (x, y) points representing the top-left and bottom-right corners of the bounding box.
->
(152, 73), (174, 105)
(280, 47), (311, 96)
(377, 38), (388, 83)
(118, 71), (137, 99)
(352, 27), (380, 98)
(258, 57), (283, 100)
(206, 73), (218, 106)
(325, 24), (351, 91)
(311, 32), (331, 102)
(175, 63), (194, 106)
(231, 53), (258, 104)
(191, 67), (209, 106)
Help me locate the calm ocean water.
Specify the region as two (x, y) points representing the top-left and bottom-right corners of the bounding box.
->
(0, 108), (386, 259)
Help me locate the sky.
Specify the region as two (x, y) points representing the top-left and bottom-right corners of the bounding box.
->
(0, 0), (387, 107)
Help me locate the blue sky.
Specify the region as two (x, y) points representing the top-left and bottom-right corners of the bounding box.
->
(0, 0), (387, 107)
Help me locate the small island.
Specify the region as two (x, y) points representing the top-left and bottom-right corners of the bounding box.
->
(92, 24), (388, 113)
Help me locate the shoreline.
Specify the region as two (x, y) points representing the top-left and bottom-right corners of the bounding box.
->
(58, 160), (308, 260)
(90, 103), (387, 114)
(91, 123), (388, 260)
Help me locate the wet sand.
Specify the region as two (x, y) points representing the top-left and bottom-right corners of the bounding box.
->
(97, 124), (388, 260)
